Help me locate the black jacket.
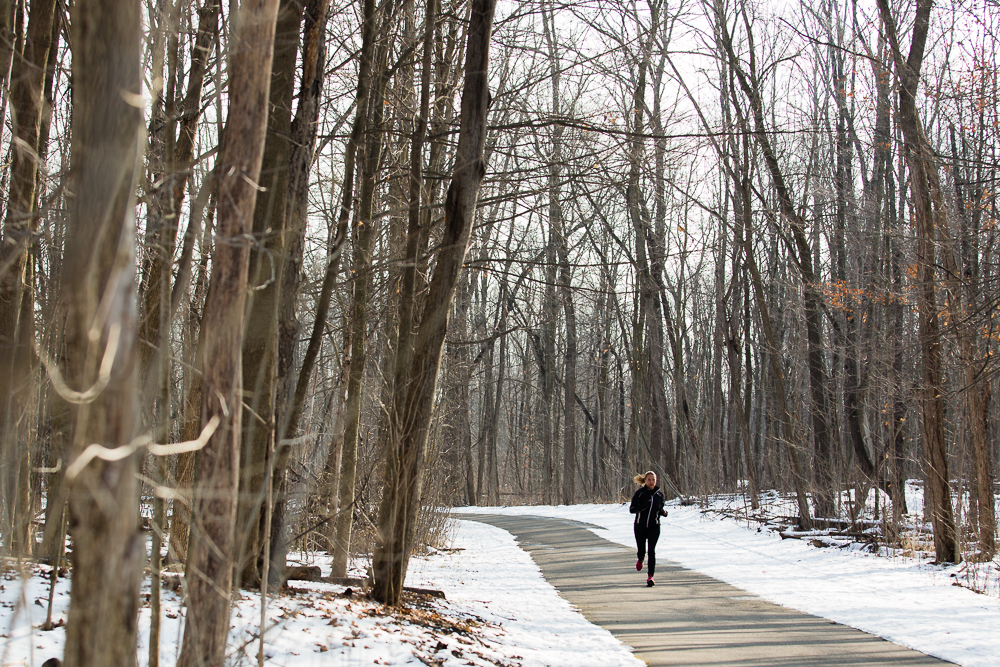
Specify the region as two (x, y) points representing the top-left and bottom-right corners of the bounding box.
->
(629, 485), (667, 526)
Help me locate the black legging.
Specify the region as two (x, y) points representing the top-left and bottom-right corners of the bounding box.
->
(634, 523), (661, 577)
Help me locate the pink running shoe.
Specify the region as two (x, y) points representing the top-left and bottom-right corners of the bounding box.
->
(636, 560), (643, 571)
(646, 576), (655, 587)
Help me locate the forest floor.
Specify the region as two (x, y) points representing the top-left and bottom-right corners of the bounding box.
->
(1, 482), (998, 667)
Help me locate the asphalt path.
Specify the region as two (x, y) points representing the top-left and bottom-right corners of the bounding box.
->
(454, 513), (948, 667)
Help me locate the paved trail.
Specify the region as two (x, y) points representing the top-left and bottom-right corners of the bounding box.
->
(455, 513), (948, 667)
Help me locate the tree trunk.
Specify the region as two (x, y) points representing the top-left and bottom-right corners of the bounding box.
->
(0, 0), (57, 551)
(177, 0), (280, 662)
(539, 231), (558, 501)
(137, 0), (219, 392)
(736, 170), (813, 529)
(268, 0), (332, 581)
(27, 16), (62, 556)
(595, 265), (612, 498)
(560, 259), (576, 504)
(60, 0), (144, 663)
(876, 0), (959, 564)
(235, 0), (303, 588)
(443, 274), (474, 504)
(281, 0), (380, 538)
(371, 0), (495, 605)
(870, 41), (909, 519)
(331, 0), (396, 578)
(725, 228), (758, 507)
(827, 29), (880, 500)
(6, 253), (36, 554)
(948, 127), (996, 558)
(0, 0), (15, 109)
(167, 199), (214, 564)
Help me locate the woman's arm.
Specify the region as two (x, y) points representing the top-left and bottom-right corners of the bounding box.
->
(628, 488), (642, 513)
(655, 490), (668, 516)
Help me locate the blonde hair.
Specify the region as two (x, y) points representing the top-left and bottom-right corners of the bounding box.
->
(634, 471), (656, 485)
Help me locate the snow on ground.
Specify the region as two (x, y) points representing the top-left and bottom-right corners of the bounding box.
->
(4, 483), (998, 667)
(457, 493), (1000, 667)
(406, 520), (641, 667)
(0, 518), (641, 667)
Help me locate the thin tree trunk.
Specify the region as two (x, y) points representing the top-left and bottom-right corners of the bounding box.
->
(737, 171), (813, 529)
(281, 0), (380, 498)
(948, 127), (996, 557)
(869, 38), (909, 519)
(0, 0), (15, 111)
(560, 259), (576, 504)
(0, 0), (57, 549)
(235, 0), (303, 588)
(177, 0), (280, 661)
(167, 197), (214, 564)
(33, 1), (66, 562)
(331, 0), (397, 578)
(541, 242), (557, 503)
(626, 4), (672, 486)
(725, 232), (758, 508)
(595, 264), (612, 497)
(6, 253), (35, 554)
(319, 345), (347, 549)
(539, 0), (575, 505)
(455, 277), (476, 504)
(876, 0), (959, 564)
(269, 0), (332, 580)
(137, 0), (220, 390)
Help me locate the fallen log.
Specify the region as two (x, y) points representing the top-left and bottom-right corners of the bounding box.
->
(319, 576), (445, 599)
(322, 576), (367, 586)
(285, 565), (323, 582)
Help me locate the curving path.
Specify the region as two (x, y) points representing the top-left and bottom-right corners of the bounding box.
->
(454, 513), (949, 667)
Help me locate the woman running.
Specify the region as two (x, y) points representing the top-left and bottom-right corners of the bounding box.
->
(629, 470), (668, 587)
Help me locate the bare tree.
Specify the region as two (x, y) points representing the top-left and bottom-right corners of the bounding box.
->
(331, 0), (397, 579)
(718, 4), (833, 519)
(235, 0), (305, 588)
(372, 0), (496, 605)
(0, 0), (57, 553)
(876, 0), (959, 564)
(178, 0), (281, 662)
